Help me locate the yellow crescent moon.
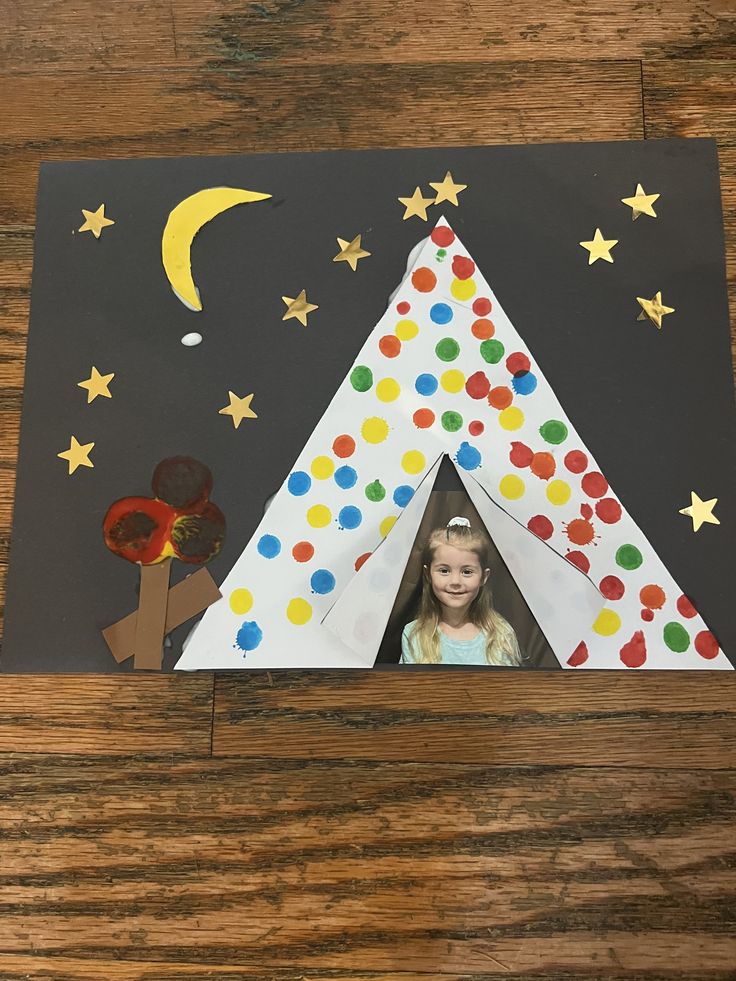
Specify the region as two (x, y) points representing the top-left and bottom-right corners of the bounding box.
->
(162, 187), (271, 311)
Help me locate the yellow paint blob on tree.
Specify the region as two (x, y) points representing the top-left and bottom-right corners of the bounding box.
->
(395, 319), (419, 341)
(546, 479), (571, 506)
(440, 369), (465, 393)
(307, 504), (332, 528)
(402, 450), (426, 474)
(376, 378), (401, 403)
(287, 597), (313, 625)
(380, 514), (398, 538)
(498, 406), (524, 431)
(310, 455), (334, 479)
(362, 416), (389, 444)
(229, 588), (253, 615)
(592, 608), (622, 636)
(499, 474), (525, 500)
(450, 277), (477, 301)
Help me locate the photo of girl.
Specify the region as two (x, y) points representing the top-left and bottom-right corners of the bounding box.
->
(401, 517), (523, 666)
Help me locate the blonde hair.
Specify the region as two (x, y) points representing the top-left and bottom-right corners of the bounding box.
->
(406, 523), (522, 665)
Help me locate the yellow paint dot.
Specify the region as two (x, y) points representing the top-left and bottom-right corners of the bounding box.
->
(307, 504), (332, 528)
(362, 416), (389, 444)
(229, 588), (253, 615)
(546, 479), (571, 506)
(592, 608), (621, 637)
(287, 597), (313, 625)
(376, 378), (401, 403)
(402, 450), (426, 474)
(440, 369), (465, 393)
(310, 455), (334, 480)
(395, 319), (419, 341)
(499, 474), (525, 500)
(380, 514), (398, 538)
(450, 277), (477, 301)
(498, 406), (524, 431)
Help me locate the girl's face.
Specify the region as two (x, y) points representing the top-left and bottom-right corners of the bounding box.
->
(427, 543), (489, 615)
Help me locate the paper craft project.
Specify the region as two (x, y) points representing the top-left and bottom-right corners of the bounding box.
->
(177, 218), (730, 671)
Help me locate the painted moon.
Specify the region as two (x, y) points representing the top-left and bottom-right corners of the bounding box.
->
(162, 187), (271, 311)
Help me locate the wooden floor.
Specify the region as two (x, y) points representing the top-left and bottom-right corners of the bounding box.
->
(1, 2), (735, 977)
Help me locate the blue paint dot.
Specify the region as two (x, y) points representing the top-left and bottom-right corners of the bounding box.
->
(288, 471), (311, 496)
(430, 302), (453, 325)
(338, 505), (363, 530)
(310, 569), (336, 594)
(393, 485), (415, 508)
(334, 465), (357, 489)
(236, 620), (262, 652)
(455, 441), (482, 471)
(257, 534), (281, 559)
(511, 370), (537, 396)
(415, 373), (438, 396)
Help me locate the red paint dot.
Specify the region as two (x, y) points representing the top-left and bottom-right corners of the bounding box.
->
(641, 608), (654, 622)
(292, 541), (314, 563)
(379, 335), (401, 358)
(639, 584), (666, 610)
(506, 352), (531, 376)
(472, 297), (492, 316)
(396, 301), (410, 315)
(595, 497), (622, 524)
(565, 518), (595, 546)
(600, 575), (625, 600)
(468, 420), (484, 436)
(411, 266), (437, 293)
(431, 226), (455, 247)
(566, 550), (590, 574)
(413, 408), (435, 429)
(582, 471), (608, 498)
(620, 630), (647, 668)
(332, 434), (356, 458)
(581, 503), (593, 520)
(488, 386), (513, 410)
(528, 514), (554, 540)
(567, 641), (589, 667)
(530, 452), (556, 481)
(354, 552), (372, 571)
(452, 255), (475, 280)
(510, 441), (534, 468)
(695, 630), (719, 660)
(565, 450), (588, 474)
(471, 318), (494, 340)
(465, 371), (490, 400)
(677, 595), (697, 619)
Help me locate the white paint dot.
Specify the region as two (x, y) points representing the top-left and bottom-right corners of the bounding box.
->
(181, 332), (203, 347)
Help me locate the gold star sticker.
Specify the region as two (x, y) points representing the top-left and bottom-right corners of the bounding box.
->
(78, 204), (115, 239)
(77, 366), (115, 403)
(282, 289), (318, 326)
(429, 171), (467, 206)
(579, 228), (618, 264)
(57, 436), (95, 474)
(679, 491), (720, 532)
(333, 235), (371, 271)
(398, 186), (434, 221)
(637, 291), (675, 329)
(621, 183), (660, 220)
(219, 391), (258, 429)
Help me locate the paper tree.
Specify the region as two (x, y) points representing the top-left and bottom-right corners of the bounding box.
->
(176, 218), (730, 671)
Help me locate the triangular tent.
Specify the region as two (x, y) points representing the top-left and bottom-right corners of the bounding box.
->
(176, 218), (730, 670)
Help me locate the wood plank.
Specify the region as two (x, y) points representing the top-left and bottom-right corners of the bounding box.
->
(213, 672), (736, 765)
(0, 754), (733, 975)
(0, 677), (213, 755)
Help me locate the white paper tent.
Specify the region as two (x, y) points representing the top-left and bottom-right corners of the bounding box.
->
(176, 217), (730, 671)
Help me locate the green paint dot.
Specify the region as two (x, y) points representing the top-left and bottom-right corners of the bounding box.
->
(539, 420), (568, 445)
(441, 410), (463, 433)
(435, 338), (460, 362)
(615, 544), (643, 571)
(350, 365), (373, 392)
(480, 339), (505, 364)
(436, 248), (447, 260)
(663, 621), (690, 653)
(365, 480), (386, 503)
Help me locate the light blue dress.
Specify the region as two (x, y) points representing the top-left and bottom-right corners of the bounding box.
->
(401, 619), (519, 666)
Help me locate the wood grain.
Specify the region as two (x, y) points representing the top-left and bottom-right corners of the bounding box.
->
(0, 754), (732, 976)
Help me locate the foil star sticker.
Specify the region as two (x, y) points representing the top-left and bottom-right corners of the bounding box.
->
(679, 491), (720, 532)
(333, 235), (371, 271)
(621, 183), (660, 220)
(219, 391), (258, 429)
(637, 291), (675, 329)
(429, 171), (467, 206)
(398, 187), (434, 221)
(282, 289), (318, 326)
(78, 204), (115, 238)
(579, 228), (618, 264)
(77, 366), (115, 403)
(57, 436), (95, 474)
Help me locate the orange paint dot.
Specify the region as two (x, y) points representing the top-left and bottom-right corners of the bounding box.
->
(292, 541), (314, 563)
(488, 386), (513, 410)
(530, 452), (556, 480)
(565, 517), (595, 546)
(333, 434), (355, 458)
(379, 335), (401, 358)
(355, 551), (371, 571)
(471, 318), (495, 340)
(413, 408), (435, 429)
(639, 584), (666, 610)
(411, 267), (437, 292)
